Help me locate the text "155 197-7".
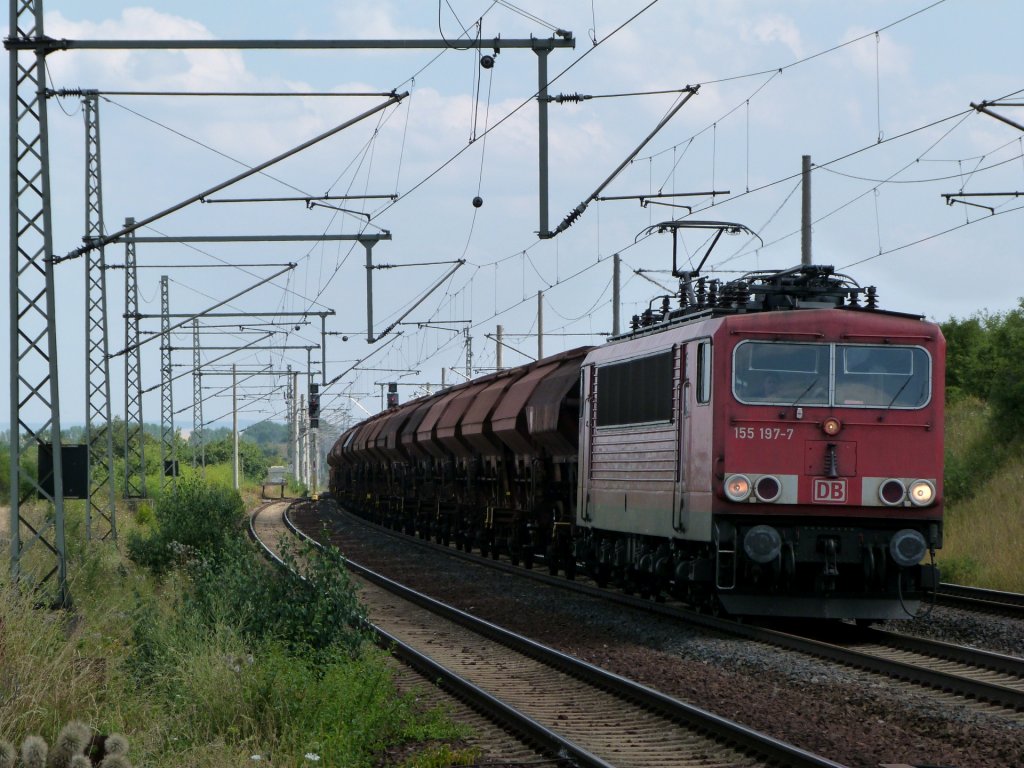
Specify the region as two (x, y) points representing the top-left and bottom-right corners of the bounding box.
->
(734, 426), (795, 440)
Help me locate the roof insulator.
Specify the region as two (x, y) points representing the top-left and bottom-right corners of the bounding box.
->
(553, 92), (591, 103)
(707, 281), (719, 307)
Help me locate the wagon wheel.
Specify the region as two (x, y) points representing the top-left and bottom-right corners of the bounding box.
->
(522, 544), (534, 570)
(546, 544), (559, 576)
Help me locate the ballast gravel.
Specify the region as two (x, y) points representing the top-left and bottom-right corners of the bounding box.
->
(297, 501), (1024, 768)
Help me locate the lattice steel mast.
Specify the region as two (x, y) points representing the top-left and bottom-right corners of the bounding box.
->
(83, 91), (117, 541)
(6, 22), (576, 598)
(7, 0), (68, 603)
(192, 319), (204, 476)
(123, 218), (147, 500)
(160, 276), (177, 494)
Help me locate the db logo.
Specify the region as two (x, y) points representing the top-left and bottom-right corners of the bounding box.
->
(813, 478), (847, 503)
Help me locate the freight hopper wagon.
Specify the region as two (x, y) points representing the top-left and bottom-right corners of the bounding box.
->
(576, 265), (944, 619)
(328, 347), (593, 567)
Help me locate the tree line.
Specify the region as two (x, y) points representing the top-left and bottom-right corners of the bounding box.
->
(941, 298), (1024, 442)
(0, 419), (291, 499)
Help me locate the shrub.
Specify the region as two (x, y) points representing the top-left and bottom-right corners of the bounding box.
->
(939, 554), (980, 585)
(944, 437), (1009, 505)
(270, 536), (368, 656)
(986, 304), (1024, 442)
(183, 535), (368, 660)
(155, 476), (245, 551)
(126, 620), (468, 768)
(943, 397), (1010, 505)
(201, 437), (271, 482)
(127, 476), (245, 573)
(2, 494), (471, 768)
(942, 300), (1024, 442)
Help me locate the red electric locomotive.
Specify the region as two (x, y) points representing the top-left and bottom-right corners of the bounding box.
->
(328, 224), (943, 620)
(577, 263), (943, 619)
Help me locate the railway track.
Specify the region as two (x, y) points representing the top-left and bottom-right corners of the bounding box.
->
(252, 499), (847, 768)
(251, 500), (549, 767)
(938, 582), (1024, 619)
(312, 501), (1024, 720)
(770, 623), (1024, 716)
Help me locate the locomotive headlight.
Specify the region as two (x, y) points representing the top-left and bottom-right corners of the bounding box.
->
(724, 474), (752, 502)
(743, 525), (782, 564)
(755, 475), (782, 503)
(890, 528), (927, 567)
(821, 417), (842, 436)
(908, 479), (935, 506)
(878, 479), (906, 506)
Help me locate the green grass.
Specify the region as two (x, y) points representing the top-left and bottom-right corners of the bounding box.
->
(942, 397), (1024, 591)
(941, 454), (1024, 591)
(0, 468), (476, 768)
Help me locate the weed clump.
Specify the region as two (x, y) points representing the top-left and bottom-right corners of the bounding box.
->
(126, 475), (245, 573)
(0, 724), (131, 768)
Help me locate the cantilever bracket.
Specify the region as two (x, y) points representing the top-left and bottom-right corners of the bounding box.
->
(365, 252), (465, 343)
(971, 100), (1024, 133)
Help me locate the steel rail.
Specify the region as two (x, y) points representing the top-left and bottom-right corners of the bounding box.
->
(860, 626), (1024, 679)
(248, 501), (614, 768)
(327, 504), (1024, 713)
(938, 582), (1024, 619)
(278, 503), (847, 768)
(369, 625), (618, 768)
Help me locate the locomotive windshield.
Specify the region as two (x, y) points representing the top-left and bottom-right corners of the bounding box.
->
(733, 341), (931, 408)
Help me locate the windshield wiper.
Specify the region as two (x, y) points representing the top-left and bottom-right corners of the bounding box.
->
(790, 377), (822, 407)
(886, 374), (914, 409)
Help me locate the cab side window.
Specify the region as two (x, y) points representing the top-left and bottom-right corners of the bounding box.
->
(696, 341), (712, 404)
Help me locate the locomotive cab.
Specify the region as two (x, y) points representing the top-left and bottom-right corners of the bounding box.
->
(716, 310), (944, 619)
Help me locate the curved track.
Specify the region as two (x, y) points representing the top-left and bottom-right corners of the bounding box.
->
(253, 499), (847, 768)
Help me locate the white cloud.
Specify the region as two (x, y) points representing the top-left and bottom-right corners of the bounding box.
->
(44, 8), (255, 91)
(329, 1), (433, 39)
(740, 15), (803, 57)
(48, 6), (214, 40)
(840, 25), (912, 78)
